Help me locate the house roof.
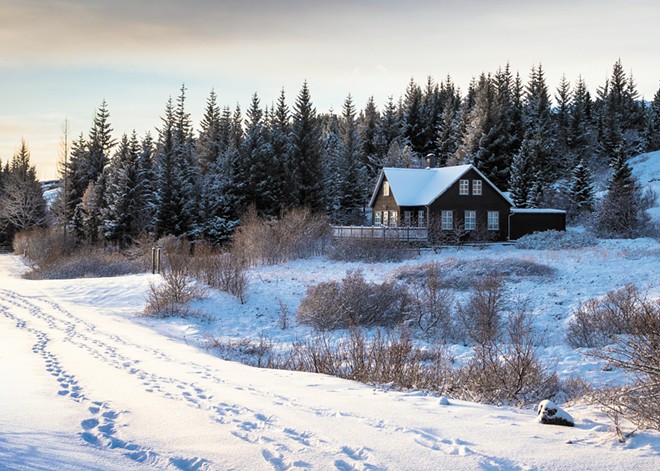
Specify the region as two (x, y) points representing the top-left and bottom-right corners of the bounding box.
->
(369, 164), (514, 207)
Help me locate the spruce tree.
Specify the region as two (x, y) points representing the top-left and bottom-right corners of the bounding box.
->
(509, 138), (540, 207)
(359, 96), (381, 179)
(197, 89), (222, 174)
(645, 84), (660, 151)
(596, 151), (650, 237)
(568, 159), (595, 215)
(337, 94), (366, 224)
(290, 81), (323, 210)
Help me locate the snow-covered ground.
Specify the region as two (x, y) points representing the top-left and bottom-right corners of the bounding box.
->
(1, 237), (659, 470)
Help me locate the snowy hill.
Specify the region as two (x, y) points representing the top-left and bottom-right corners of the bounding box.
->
(630, 149), (660, 224)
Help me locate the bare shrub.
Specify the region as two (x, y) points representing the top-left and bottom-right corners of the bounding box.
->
(455, 303), (559, 406)
(589, 292), (660, 431)
(16, 227), (148, 279)
(296, 269), (410, 330)
(457, 275), (505, 345)
(189, 241), (248, 303)
(280, 327), (454, 391)
(566, 284), (650, 348)
(327, 237), (419, 263)
(205, 334), (275, 368)
(143, 243), (206, 318)
(405, 262), (455, 337)
(231, 206), (330, 266)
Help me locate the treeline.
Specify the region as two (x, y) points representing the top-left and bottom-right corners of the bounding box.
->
(2, 59), (659, 247)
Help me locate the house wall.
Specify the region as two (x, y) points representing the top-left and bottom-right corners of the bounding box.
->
(370, 177), (400, 225)
(427, 168), (511, 241)
(509, 212), (566, 240)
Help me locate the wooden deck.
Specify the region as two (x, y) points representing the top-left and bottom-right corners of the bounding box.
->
(331, 225), (428, 241)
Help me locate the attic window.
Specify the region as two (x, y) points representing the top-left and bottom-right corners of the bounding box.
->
(473, 180), (482, 195)
(383, 181), (390, 196)
(459, 179), (469, 195)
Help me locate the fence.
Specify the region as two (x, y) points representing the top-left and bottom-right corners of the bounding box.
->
(331, 225), (428, 242)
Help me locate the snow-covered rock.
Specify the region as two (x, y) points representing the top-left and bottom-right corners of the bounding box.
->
(536, 399), (575, 427)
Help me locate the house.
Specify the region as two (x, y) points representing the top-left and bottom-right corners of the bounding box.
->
(368, 164), (565, 241)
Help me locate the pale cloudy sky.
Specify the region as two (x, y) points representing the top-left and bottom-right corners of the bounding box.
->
(1, 0), (658, 179)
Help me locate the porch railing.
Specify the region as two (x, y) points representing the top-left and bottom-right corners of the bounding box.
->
(331, 225), (428, 241)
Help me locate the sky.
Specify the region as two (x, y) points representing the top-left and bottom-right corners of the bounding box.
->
(1, 0), (658, 180)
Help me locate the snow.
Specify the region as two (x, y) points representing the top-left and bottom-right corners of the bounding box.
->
(630, 150), (660, 224)
(510, 208), (566, 214)
(2, 236), (660, 469)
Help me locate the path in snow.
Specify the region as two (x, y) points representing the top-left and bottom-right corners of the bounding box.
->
(1, 255), (658, 470)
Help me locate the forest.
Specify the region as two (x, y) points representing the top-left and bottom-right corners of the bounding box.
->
(0, 59), (658, 248)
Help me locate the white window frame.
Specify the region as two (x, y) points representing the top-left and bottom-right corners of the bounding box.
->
(472, 179), (482, 195)
(464, 210), (476, 231)
(382, 210), (389, 226)
(487, 211), (499, 230)
(417, 210), (425, 227)
(404, 210), (412, 226)
(459, 179), (469, 195)
(441, 210), (453, 230)
(390, 211), (398, 227)
(383, 181), (390, 196)
(374, 211), (382, 226)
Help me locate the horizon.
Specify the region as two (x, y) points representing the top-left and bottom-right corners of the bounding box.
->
(1, 0), (659, 180)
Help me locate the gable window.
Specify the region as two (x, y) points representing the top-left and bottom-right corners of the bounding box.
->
(472, 179), (482, 195)
(487, 211), (499, 230)
(441, 210), (453, 230)
(418, 210), (425, 227)
(459, 179), (469, 195)
(464, 210), (476, 230)
(383, 181), (390, 196)
(404, 210), (412, 226)
(374, 211), (382, 226)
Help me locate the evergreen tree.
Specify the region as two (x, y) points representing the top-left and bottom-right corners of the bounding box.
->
(376, 96), (402, 159)
(509, 138), (541, 207)
(568, 159), (595, 215)
(359, 96), (381, 179)
(0, 141), (47, 234)
(568, 75), (594, 158)
(290, 81), (323, 210)
(645, 84), (660, 151)
(102, 132), (142, 247)
(86, 100), (116, 184)
(402, 78), (425, 156)
(337, 94), (366, 224)
(596, 152), (650, 237)
(270, 89), (293, 212)
(197, 89), (222, 174)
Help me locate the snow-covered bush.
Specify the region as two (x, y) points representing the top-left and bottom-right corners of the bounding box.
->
(327, 237), (419, 263)
(190, 241), (248, 303)
(405, 262), (455, 337)
(456, 275), (504, 345)
(296, 269), (409, 329)
(395, 257), (555, 290)
(515, 230), (597, 250)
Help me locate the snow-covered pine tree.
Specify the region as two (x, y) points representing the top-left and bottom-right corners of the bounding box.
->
(435, 75), (461, 167)
(376, 96), (403, 160)
(402, 78), (425, 157)
(359, 96), (381, 180)
(509, 138), (540, 207)
(197, 89), (222, 174)
(102, 132), (142, 247)
(290, 81), (323, 211)
(269, 88), (293, 212)
(337, 94), (366, 225)
(644, 84), (660, 151)
(596, 150), (650, 237)
(568, 159), (595, 215)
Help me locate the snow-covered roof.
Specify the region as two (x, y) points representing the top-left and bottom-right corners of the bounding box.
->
(510, 208), (566, 214)
(369, 164), (513, 207)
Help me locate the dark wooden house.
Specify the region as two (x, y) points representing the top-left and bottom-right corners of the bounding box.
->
(368, 165), (514, 241)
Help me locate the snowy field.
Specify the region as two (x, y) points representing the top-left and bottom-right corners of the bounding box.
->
(1, 236), (660, 470)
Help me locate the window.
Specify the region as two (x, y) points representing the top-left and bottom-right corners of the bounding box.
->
(464, 210), (476, 230)
(390, 211), (398, 227)
(374, 211), (382, 226)
(418, 210), (425, 227)
(472, 179), (482, 195)
(487, 211), (499, 230)
(383, 210), (389, 226)
(404, 210), (412, 226)
(459, 179), (469, 195)
(383, 181), (390, 196)
(441, 210), (453, 230)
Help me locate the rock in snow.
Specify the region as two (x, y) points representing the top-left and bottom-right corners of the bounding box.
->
(536, 399), (575, 427)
